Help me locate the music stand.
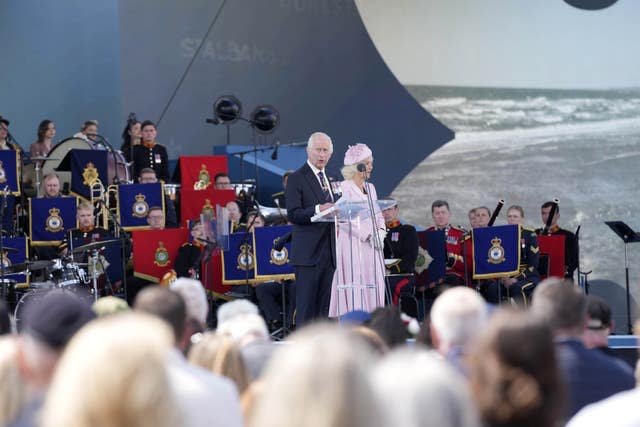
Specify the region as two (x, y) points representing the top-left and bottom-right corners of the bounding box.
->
(605, 221), (640, 334)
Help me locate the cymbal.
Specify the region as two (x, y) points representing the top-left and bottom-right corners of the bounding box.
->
(3, 260), (51, 273)
(0, 246), (19, 253)
(71, 239), (119, 254)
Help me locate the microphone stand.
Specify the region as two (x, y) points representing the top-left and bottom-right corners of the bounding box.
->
(97, 198), (129, 302)
(0, 187), (8, 301)
(357, 165), (391, 308)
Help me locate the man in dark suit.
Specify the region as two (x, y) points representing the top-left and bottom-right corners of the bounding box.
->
(531, 278), (634, 420)
(285, 132), (336, 326)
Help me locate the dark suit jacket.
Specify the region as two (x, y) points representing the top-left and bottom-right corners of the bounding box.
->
(285, 163), (336, 267)
(556, 338), (635, 419)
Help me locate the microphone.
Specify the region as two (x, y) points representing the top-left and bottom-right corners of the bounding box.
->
(356, 163), (366, 173)
(271, 140), (280, 160)
(273, 232), (292, 251)
(196, 237), (217, 246)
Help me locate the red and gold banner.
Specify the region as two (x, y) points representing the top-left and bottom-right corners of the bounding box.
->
(538, 235), (565, 279)
(176, 155), (228, 190)
(180, 188), (236, 226)
(132, 228), (188, 282)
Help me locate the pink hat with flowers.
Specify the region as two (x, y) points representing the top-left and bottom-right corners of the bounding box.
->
(343, 143), (372, 166)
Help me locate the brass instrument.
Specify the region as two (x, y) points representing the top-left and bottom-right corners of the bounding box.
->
(90, 179), (109, 230)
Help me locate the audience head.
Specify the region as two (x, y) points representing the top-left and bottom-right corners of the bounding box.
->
(169, 278), (208, 330)
(77, 201), (95, 228)
(583, 295), (614, 349)
(217, 299), (259, 325)
(41, 313), (178, 427)
(0, 337), (27, 426)
(341, 143), (373, 180)
(225, 201), (242, 223)
(246, 211), (266, 230)
(507, 205), (525, 225)
(430, 287), (488, 354)
(306, 132), (333, 170)
(372, 349), (481, 427)
(147, 206), (165, 230)
(138, 167), (158, 184)
(122, 118), (141, 146)
(37, 119), (56, 143)
(368, 306), (407, 348)
(248, 324), (381, 427)
(381, 199), (400, 224)
(469, 309), (563, 427)
(431, 200), (451, 228)
(134, 286), (186, 349)
(80, 120), (99, 140)
(474, 206), (491, 227)
(188, 332), (250, 393)
(214, 173), (232, 190)
(217, 313), (270, 347)
(141, 120), (157, 143)
(468, 208), (477, 228)
(531, 278), (587, 337)
(540, 201), (560, 226)
(41, 173), (61, 198)
(17, 290), (95, 389)
(92, 296), (130, 317)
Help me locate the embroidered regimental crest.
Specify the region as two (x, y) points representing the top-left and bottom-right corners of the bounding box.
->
(197, 164), (211, 188)
(201, 199), (215, 218)
(154, 241), (170, 267)
(414, 246), (433, 275)
(82, 162), (99, 186)
(237, 244), (254, 271)
(487, 237), (506, 264)
(270, 239), (289, 266)
(132, 193), (149, 218)
(45, 207), (64, 232)
(0, 160), (6, 184)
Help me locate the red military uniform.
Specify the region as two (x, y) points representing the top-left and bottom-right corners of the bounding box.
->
(427, 224), (466, 284)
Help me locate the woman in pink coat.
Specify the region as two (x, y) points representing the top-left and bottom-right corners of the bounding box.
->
(329, 143), (386, 317)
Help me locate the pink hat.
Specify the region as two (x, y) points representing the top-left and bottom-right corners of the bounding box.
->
(343, 143), (372, 166)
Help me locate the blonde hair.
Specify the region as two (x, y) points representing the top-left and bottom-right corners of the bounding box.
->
(372, 349), (480, 427)
(41, 313), (179, 427)
(341, 156), (372, 180)
(188, 332), (250, 393)
(248, 323), (382, 427)
(0, 337), (27, 426)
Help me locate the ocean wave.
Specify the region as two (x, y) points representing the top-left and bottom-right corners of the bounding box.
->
(435, 117), (640, 155)
(423, 97), (467, 108)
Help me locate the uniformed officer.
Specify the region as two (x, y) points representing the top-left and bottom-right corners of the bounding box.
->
(483, 205), (540, 305)
(131, 121), (169, 182)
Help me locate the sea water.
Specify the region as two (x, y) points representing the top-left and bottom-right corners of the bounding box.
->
(395, 85), (640, 323)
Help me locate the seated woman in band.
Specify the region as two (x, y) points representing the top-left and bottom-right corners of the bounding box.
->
(29, 119), (56, 158)
(120, 117), (141, 163)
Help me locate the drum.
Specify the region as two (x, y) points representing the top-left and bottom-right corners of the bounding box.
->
(40, 137), (131, 191)
(14, 288), (47, 332)
(163, 183), (181, 202)
(49, 259), (85, 289)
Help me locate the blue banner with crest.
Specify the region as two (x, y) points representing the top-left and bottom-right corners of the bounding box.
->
(1, 236), (28, 286)
(472, 224), (521, 279)
(29, 197), (77, 245)
(0, 150), (20, 195)
(69, 149), (108, 199)
(253, 225), (294, 281)
(221, 232), (257, 285)
(118, 183), (164, 230)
